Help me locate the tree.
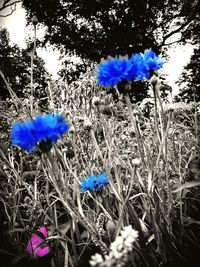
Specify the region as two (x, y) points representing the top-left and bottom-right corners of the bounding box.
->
(0, 0), (23, 17)
(0, 28), (48, 99)
(58, 53), (91, 84)
(177, 45), (200, 102)
(22, 0), (200, 103)
(176, 1), (200, 103)
(22, 0), (200, 62)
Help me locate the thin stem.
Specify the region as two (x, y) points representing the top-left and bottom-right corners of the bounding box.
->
(90, 129), (122, 202)
(124, 93), (145, 166)
(46, 79), (55, 112)
(30, 24), (37, 116)
(152, 85), (161, 144)
(64, 243), (69, 267)
(0, 69), (32, 117)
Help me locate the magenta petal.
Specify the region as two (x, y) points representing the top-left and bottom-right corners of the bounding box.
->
(35, 246), (50, 257)
(30, 234), (43, 246)
(38, 227), (48, 238)
(26, 241), (35, 254)
(26, 235), (43, 254)
(26, 227), (49, 256)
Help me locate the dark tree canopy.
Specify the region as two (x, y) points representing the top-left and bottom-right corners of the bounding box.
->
(22, 0), (200, 62)
(177, 2), (200, 103)
(177, 45), (200, 102)
(0, 28), (48, 99)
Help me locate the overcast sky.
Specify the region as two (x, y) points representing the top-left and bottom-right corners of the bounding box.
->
(0, 3), (62, 80)
(0, 3), (194, 96)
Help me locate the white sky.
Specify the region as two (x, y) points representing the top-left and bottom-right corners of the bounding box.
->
(0, 3), (61, 79)
(0, 3), (194, 95)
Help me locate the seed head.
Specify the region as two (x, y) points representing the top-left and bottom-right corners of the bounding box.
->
(132, 158), (141, 167)
(92, 96), (101, 106)
(31, 15), (38, 25)
(83, 119), (93, 130)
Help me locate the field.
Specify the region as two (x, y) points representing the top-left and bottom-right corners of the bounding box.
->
(0, 63), (200, 267)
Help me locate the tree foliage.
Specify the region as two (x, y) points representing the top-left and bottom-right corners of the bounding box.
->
(177, 45), (200, 102)
(0, 28), (48, 99)
(23, 0), (200, 62)
(21, 0), (200, 103)
(176, 1), (200, 103)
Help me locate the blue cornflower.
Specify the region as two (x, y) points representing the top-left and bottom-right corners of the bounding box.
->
(128, 53), (146, 80)
(140, 49), (164, 79)
(97, 49), (164, 87)
(10, 119), (37, 152)
(80, 172), (108, 193)
(11, 113), (69, 152)
(97, 57), (133, 87)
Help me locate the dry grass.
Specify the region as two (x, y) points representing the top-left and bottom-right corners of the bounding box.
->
(0, 70), (200, 267)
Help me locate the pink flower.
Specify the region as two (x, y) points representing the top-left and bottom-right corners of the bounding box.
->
(26, 227), (50, 257)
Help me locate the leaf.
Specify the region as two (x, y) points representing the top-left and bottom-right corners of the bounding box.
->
(182, 217), (200, 226)
(172, 181), (200, 193)
(59, 221), (71, 235)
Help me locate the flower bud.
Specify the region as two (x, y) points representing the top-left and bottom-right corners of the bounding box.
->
(132, 158), (141, 167)
(191, 146), (196, 152)
(129, 127), (135, 136)
(100, 99), (105, 105)
(31, 15), (38, 25)
(69, 126), (75, 134)
(92, 96), (100, 106)
(83, 119), (92, 130)
(3, 164), (7, 170)
(78, 116), (85, 122)
(133, 109), (140, 116)
(45, 76), (51, 82)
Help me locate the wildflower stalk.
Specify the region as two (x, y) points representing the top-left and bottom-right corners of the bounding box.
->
(123, 92), (145, 166)
(30, 17), (37, 117)
(151, 74), (167, 154)
(98, 113), (122, 196)
(90, 129), (105, 165)
(42, 151), (109, 255)
(33, 176), (38, 211)
(64, 243), (69, 267)
(151, 74), (173, 234)
(90, 129), (122, 202)
(0, 69), (32, 117)
(0, 70), (19, 112)
(152, 84), (161, 144)
(114, 166), (136, 238)
(46, 77), (55, 112)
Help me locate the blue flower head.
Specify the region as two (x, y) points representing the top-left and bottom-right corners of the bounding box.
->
(97, 56), (133, 87)
(97, 49), (164, 87)
(129, 53), (147, 80)
(11, 113), (69, 153)
(80, 172), (108, 193)
(141, 49), (164, 78)
(10, 119), (37, 152)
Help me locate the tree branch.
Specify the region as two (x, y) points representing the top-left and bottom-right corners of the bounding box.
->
(0, 0), (22, 15)
(163, 38), (195, 47)
(157, 17), (195, 48)
(0, 6), (16, 17)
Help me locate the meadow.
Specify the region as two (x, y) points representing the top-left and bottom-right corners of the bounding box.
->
(0, 50), (200, 267)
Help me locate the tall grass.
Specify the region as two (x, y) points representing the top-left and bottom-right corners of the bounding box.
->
(0, 32), (200, 267)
